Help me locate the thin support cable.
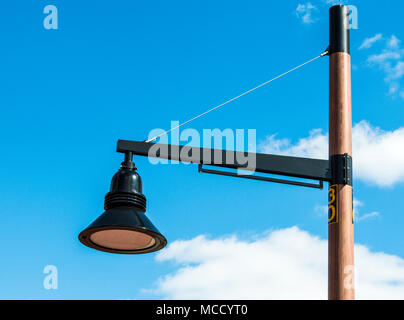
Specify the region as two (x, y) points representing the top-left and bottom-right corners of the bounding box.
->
(146, 49), (329, 143)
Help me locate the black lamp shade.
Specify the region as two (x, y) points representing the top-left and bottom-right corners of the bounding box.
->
(79, 206), (167, 254)
(79, 154), (167, 254)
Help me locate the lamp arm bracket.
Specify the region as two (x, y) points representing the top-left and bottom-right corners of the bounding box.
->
(198, 164), (324, 189)
(117, 140), (333, 184)
(330, 154), (353, 186)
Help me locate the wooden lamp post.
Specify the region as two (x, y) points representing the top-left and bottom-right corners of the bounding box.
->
(328, 5), (354, 300)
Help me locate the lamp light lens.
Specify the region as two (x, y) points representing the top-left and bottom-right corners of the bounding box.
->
(89, 229), (156, 250)
(79, 207), (166, 254)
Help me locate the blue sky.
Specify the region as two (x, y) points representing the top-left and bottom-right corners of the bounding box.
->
(1, 0), (404, 299)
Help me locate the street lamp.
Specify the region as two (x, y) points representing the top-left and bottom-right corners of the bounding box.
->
(78, 152), (167, 254)
(79, 5), (353, 300)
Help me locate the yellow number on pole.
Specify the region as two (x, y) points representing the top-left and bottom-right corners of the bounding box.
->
(329, 187), (335, 205)
(328, 185), (338, 225)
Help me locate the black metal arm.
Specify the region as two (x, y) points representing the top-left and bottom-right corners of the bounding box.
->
(117, 140), (334, 189)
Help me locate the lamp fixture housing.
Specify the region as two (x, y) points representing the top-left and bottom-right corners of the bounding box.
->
(78, 153), (167, 254)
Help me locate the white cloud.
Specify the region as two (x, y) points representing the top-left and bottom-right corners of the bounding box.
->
(352, 198), (380, 222)
(258, 121), (404, 187)
(295, 3), (317, 24)
(151, 227), (404, 299)
(295, 1), (348, 25)
(260, 129), (327, 160)
(366, 35), (404, 98)
(357, 211), (380, 222)
(388, 35), (401, 49)
(389, 82), (399, 94)
(367, 51), (402, 65)
(359, 34), (383, 50)
(352, 121), (404, 186)
(388, 61), (404, 80)
(353, 198), (363, 208)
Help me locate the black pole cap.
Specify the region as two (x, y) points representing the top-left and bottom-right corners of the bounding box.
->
(329, 5), (350, 55)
